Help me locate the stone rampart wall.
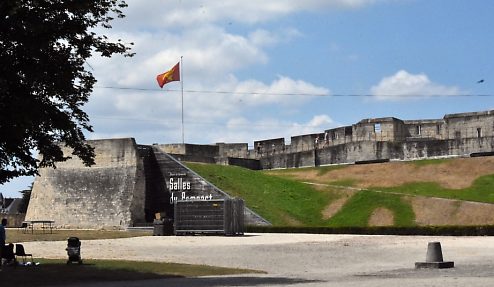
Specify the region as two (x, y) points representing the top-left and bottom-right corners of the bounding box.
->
(26, 138), (145, 229)
(253, 136), (494, 169)
(217, 143), (249, 158)
(165, 110), (494, 170)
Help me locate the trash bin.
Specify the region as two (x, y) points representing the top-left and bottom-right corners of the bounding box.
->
(153, 219), (164, 236)
(153, 219), (174, 236)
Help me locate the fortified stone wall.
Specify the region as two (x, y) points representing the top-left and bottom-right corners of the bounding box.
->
(26, 139), (270, 229)
(265, 137), (494, 168)
(26, 138), (146, 229)
(328, 126), (352, 145)
(290, 133), (321, 152)
(254, 138), (285, 157)
(353, 118), (404, 142)
(167, 110), (494, 170)
(23, 110), (494, 229)
(444, 111), (494, 139)
(151, 146), (269, 225)
(404, 119), (444, 139)
(217, 143), (249, 158)
(160, 144), (186, 154)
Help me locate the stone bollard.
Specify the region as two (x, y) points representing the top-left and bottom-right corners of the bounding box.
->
(415, 241), (454, 269)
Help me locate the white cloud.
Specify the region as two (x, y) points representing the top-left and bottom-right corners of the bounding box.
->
(82, 0), (380, 145)
(307, 114), (334, 127)
(249, 28), (302, 47)
(223, 75), (330, 106)
(89, 25), (269, 89)
(288, 115), (334, 136)
(121, 0), (383, 28)
(207, 115), (335, 144)
(370, 70), (462, 100)
(86, 73), (330, 145)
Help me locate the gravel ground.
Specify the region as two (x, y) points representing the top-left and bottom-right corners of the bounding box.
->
(23, 233), (494, 286)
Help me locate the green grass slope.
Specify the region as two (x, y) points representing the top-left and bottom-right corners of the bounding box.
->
(187, 163), (416, 227)
(187, 158), (494, 227)
(187, 163), (332, 226)
(369, 174), (494, 203)
(327, 191), (415, 227)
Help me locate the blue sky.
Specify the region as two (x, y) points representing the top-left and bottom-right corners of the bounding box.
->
(2, 0), (493, 197)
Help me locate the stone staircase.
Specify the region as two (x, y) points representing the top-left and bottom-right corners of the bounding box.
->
(151, 145), (270, 226)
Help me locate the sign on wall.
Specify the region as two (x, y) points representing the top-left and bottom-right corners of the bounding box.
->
(168, 172), (213, 204)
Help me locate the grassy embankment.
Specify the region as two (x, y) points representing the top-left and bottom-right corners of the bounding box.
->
(187, 163), (333, 226)
(368, 175), (494, 203)
(187, 163), (415, 227)
(188, 158), (494, 227)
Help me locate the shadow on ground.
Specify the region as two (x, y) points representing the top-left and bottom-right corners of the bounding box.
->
(355, 264), (494, 279)
(59, 276), (322, 287)
(0, 263), (177, 286)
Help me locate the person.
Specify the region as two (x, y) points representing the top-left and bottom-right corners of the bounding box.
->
(0, 218), (6, 270)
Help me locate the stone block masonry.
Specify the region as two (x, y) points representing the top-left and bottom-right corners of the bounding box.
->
(25, 109), (494, 229)
(152, 146), (269, 226)
(26, 139), (270, 229)
(160, 109), (494, 170)
(26, 138), (146, 229)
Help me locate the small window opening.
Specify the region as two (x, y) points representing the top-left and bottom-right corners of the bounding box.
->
(374, 123), (381, 133)
(416, 125), (422, 136)
(477, 128), (482, 138)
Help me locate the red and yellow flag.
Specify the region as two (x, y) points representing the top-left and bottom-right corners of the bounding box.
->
(156, 62), (180, 88)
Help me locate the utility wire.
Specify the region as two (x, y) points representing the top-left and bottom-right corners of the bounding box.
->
(91, 115), (322, 128)
(95, 86), (492, 97)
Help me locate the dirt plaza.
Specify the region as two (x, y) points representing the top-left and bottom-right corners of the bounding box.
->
(22, 233), (494, 286)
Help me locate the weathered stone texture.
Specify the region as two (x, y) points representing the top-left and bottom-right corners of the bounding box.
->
(24, 110), (494, 229)
(152, 146), (269, 225)
(163, 110), (494, 170)
(26, 138), (145, 229)
(26, 138), (270, 229)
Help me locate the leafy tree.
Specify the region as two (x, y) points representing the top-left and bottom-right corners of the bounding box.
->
(0, 0), (134, 184)
(18, 183), (32, 213)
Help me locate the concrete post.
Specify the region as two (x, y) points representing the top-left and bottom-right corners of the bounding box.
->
(415, 241), (454, 269)
(425, 242), (444, 263)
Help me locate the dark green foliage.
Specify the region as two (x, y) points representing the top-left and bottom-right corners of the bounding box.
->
(0, 0), (134, 184)
(17, 183), (32, 213)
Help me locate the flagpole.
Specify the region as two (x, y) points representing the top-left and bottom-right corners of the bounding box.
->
(180, 56), (184, 145)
